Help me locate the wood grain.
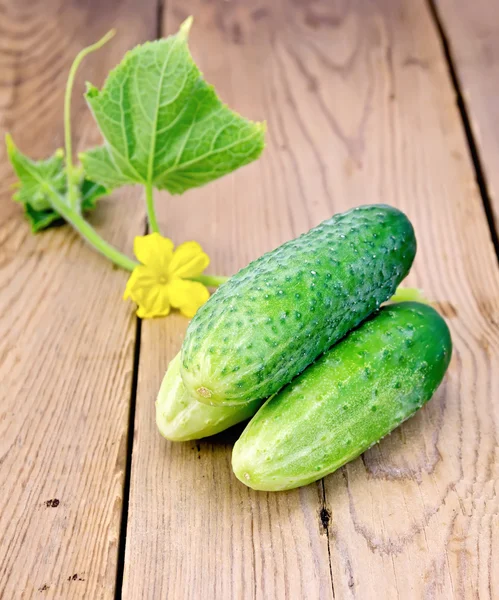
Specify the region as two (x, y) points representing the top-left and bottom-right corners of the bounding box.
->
(123, 3), (335, 597)
(124, 0), (499, 598)
(435, 0), (499, 229)
(0, 0), (155, 597)
(319, 2), (499, 596)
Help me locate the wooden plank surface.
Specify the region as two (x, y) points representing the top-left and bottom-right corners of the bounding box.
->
(124, 1), (499, 599)
(435, 0), (499, 228)
(0, 1), (156, 597)
(1, 0), (498, 598)
(317, 2), (499, 597)
(123, 2), (335, 597)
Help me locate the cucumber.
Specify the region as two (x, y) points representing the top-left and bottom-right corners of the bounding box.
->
(232, 302), (452, 491)
(181, 204), (416, 406)
(156, 353), (263, 442)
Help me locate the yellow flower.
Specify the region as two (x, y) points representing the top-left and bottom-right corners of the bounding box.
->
(124, 233), (211, 319)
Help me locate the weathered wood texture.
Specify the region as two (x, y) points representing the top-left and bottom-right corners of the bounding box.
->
(124, 1), (499, 599)
(436, 0), (499, 227)
(2, 0), (499, 598)
(0, 1), (155, 597)
(123, 2), (335, 597)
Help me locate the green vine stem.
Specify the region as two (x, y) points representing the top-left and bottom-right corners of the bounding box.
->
(388, 287), (430, 304)
(45, 177), (229, 281)
(42, 182), (138, 271)
(145, 180), (160, 233)
(64, 29), (116, 212)
(192, 274), (229, 287)
(56, 28), (139, 270)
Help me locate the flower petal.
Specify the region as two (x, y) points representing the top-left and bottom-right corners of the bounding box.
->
(124, 265), (157, 299)
(123, 268), (140, 301)
(168, 241), (210, 279)
(124, 265), (171, 318)
(168, 279), (210, 318)
(136, 287), (171, 318)
(134, 233), (174, 275)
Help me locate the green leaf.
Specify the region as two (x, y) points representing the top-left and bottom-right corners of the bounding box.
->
(7, 136), (66, 210)
(80, 17), (265, 195)
(6, 134), (107, 232)
(81, 178), (108, 211)
(24, 204), (64, 232)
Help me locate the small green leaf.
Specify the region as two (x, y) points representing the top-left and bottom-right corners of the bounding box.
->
(80, 17), (265, 195)
(6, 135), (66, 211)
(6, 134), (107, 232)
(81, 178), (108, 211)
(24, 204), (64, 232)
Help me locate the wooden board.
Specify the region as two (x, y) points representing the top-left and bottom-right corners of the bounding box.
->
(2, 0), (499, 598)
(317, 2), (499, 597)
(436, 0), (499, 228)
(122, 3), (335, 597)
(0, 0), (155, 597)
(123, 0), (499, 599)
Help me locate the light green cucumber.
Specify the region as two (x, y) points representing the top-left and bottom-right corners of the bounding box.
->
(181, 204), (416, 406)
(232, 302), (452, 491)
(156, 353), (263, 442)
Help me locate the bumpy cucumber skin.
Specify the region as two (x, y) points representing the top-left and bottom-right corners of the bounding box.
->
(232, 302), (452, 491)
(156, 354), (262, 442)
(181, 204), (416, 406)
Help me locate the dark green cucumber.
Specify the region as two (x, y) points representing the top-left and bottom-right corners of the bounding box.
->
(181, 204), (416, 406)
(232, 302), (452, 491)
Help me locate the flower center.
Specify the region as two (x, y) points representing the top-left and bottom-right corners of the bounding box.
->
(158, 275), (169, 285)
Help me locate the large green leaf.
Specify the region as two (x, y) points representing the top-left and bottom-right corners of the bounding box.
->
(80, 18), (265, 195)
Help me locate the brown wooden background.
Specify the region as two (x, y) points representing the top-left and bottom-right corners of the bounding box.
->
(1, 0), (498, 598)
